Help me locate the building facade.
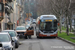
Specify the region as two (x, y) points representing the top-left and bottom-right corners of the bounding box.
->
(0, 0), (25, 31)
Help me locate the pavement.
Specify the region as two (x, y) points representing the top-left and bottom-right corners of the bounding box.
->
(16, 24), (75, 50)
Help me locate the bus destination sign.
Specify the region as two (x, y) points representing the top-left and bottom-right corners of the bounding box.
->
(45, 20), (52, 22)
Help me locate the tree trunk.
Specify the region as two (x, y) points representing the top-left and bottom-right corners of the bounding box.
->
(64, 17), (66, 28)
(69, 17), (72, 32)
(59, 16), (61, 33)
(66, 17), (69, 35)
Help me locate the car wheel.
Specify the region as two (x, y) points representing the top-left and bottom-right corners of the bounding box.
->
(12, 48), (13, 50)
(19, 35), (22, 39)
(15, 44), (19, 48)
(15, 43), (19, 48)
(24, 36), (27, 39)
(12, 48), (15, 50)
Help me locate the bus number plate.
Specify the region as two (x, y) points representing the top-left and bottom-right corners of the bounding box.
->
(47, 35), (50, 36)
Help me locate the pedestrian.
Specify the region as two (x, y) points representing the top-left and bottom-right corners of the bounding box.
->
(24, 29), (28, 39)
(25, 29), (31, 39)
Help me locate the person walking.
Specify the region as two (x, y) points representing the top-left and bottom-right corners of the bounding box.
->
(25, 29), (31, 39)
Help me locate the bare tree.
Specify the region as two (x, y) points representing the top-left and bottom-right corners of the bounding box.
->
(36, 0), (71, 35)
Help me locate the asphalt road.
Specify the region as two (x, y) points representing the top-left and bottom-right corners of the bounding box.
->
(16, 36), (75, 50)
(16, 24), (75, 50)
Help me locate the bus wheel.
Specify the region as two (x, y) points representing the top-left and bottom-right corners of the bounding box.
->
(53, 37), (56, 38)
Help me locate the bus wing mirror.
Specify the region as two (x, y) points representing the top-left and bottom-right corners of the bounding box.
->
(38, 21), (40, 24)
(58, 23), (60, 26)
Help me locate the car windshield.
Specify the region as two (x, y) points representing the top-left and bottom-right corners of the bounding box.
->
(16, 27), (26, 30)
(26, 25), (30, 29)
(2, 31), (16, 37)
(0, 34), (10, 42)
(33, 19), (36, 22)
(8, 31), (16, 37)
(27, 21), (31, 24)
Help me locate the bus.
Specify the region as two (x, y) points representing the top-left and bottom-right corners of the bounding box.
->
(36, 15), (58, 38)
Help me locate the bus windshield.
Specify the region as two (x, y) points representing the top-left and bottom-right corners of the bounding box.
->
(40, 21), (57, 32)
(40, 22), (52, 31)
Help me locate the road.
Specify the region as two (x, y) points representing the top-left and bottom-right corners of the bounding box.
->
(16, 36), (75, 50)
(16, 24), (75, 50)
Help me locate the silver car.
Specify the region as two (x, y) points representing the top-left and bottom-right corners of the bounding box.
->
(0, 32), (15, 50)
(2, 30), (19, 48)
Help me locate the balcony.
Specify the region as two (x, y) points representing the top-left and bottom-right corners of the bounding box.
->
(5, 3), (13, 15)
(7, 20), (13, 25)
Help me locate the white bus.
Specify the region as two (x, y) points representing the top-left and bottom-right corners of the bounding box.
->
(36, 15), (58, 38)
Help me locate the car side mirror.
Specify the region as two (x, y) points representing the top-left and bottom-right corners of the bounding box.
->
(12, 40), (14, 42)
(10, 37), (14, 42)
(17, 34), (19, 37)
(11, 39), (15, 46)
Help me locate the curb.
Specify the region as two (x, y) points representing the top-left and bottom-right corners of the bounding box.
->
(19, 42), (23, 45)
(57, 37), (75, 46)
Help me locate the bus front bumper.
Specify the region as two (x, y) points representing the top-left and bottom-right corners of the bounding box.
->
(39, 33), (58, 37)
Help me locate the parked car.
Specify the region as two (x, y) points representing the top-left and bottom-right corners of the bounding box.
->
(16, 26), (26, 38)
(0, 32), (15, 50)
(32, 19), (36, 24)
(2, 30), (19, 48)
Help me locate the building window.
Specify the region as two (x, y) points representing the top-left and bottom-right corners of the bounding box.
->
(0, 4), (2, 10)
(0, 3), (4, 12)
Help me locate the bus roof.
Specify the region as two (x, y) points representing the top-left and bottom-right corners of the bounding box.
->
(39, 15), (57, 20)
